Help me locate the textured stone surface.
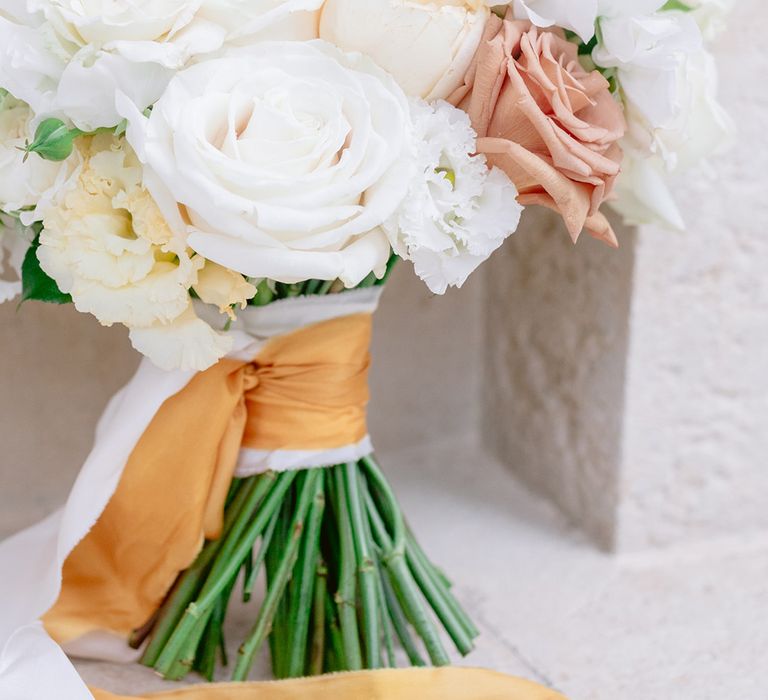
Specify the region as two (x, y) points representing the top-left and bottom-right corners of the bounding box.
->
(484, 0), (768, 551)
(615, 0), (768, 550)
(483, 210), (635, 549)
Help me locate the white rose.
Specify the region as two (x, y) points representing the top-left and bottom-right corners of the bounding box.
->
(0, 93), (70, 214)
(319, 0), (489, 100)
(37, 132), (233, 369)
(121, 41), (415, 287)
(0, 0), (323, 130)
(384, 99), (521, 294)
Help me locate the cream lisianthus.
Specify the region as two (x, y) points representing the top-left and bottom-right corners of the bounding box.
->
(121, 40), (414, 287)
(0, 0), (323, 130)
(319, 0), (489, 100)
(384, 99), (522, 294)
(37, 133), (237, 370)
(0, 91), (71, 215)
(194, 261), (257, 319)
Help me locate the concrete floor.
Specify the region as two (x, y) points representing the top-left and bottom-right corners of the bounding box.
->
(68, 438), (768, 699)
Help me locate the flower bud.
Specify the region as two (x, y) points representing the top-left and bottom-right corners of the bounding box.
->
(23, 118), (81, 162)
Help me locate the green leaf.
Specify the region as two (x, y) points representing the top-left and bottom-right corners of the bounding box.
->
(662, 0), (693, 10)
(23, 118), (82, 162)
(20, 234), (71, 305)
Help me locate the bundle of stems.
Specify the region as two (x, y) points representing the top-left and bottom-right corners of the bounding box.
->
(136, 458), (478, 681)
(133, 258), (478, 680)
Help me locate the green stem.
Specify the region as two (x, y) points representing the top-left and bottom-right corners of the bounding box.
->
(316, 280), (335, 295)
(343, 462), (381, 668)
(332, 467), (363, 671)
(309, 562), (328, 676)
(141, 477), (254, 668)
(243, 506), (280, 603)
(405, 538), (474, 655)
(233, 471), (321, 681)
(380, 565), (426, 667)
(155, 472), (293, 677)
(375, 559), (397, 668)
(165, 610), (212, 680)
(285, 473), (326, 678)
(324, 593), (345, 672)
(407, 529), (479, 640)
(364, 484), (449, 666)
(360, 456), (405, 551)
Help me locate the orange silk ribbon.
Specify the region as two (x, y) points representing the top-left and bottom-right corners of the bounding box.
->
(90, 668), (567, 700)
(43, 313), (373, 644)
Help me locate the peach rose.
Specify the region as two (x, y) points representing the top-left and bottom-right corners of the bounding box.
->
(449, 12), (626, 246)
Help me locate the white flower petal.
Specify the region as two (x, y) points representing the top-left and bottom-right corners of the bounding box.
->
(129, 307), (233, 372)
(125, 41), (411, 285)
(385, 100), (522, 295)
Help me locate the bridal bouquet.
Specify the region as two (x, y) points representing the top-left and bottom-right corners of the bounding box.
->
(0, 0), (730, 696)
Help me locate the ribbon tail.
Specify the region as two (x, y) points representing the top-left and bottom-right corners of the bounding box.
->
(89, 668), (567, 700)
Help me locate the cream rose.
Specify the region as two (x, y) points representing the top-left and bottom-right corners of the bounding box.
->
(0, 92), (70, 215)
(122, 41), (415, 286)
(0, 0), (323, 130)
(319, 0), (489, 100)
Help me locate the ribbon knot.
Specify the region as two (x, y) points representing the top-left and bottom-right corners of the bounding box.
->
(45, 312), (374, 644)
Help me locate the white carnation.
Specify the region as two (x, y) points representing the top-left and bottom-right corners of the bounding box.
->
(384, 100), (522, 295)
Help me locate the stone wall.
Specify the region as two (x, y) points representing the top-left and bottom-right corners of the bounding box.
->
(484, 0), (768, 552)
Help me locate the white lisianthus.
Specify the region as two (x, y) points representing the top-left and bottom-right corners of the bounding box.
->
(594, 7), (732, 230)
(319, 0), (489, 100)
(512, 0), (598, 42)
(0, 0), (323, 130)
(594, 10), (704, 151)
(384, 100), (522, 295)
(0, 92), (71, 215)
(120, 40), (415, 288)
(37, 133), (233, 369)
(609, 153), (686, 231)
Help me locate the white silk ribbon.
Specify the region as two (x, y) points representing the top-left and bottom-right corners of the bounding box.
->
(0, 288), (382, 699)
